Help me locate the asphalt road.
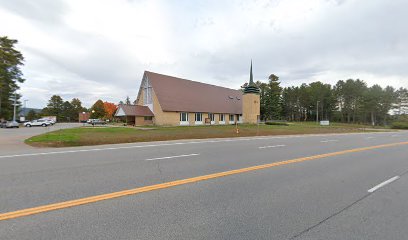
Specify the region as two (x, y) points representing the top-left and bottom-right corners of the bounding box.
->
(0, 123), (82, 154)
(0, 130), (407, 239)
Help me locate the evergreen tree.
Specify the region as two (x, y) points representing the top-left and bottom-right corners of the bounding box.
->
(264, 74), (282, 120)
(125, 96), (131, 105)
(61, 101), (74, 122)
(257, 81), (268, 120)
(42, 95), (64, 121)
(0, 36), (25, 120)
(70, 98), (85, 121)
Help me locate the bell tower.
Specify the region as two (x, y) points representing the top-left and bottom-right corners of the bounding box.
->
(242, 61), (260, 124)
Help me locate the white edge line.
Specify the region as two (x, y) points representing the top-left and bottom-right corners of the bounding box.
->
(258, 144), (286, 149)
(0, 132), (398, 159)
(145, 153), (200, 161)
(368, 176), (400, 193)
(320, 140), (339, 143)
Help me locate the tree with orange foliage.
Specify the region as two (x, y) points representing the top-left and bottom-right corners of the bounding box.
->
(103, 101), (117, 120)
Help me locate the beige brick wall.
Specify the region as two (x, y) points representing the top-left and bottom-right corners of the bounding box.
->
(242, 93), (260, 124)
(135, 116), (144, 126)
(141, 89), (256, 126)
(150, 90), (180, 125)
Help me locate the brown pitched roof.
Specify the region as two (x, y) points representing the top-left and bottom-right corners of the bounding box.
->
(116, 104), (154, 116)
(145, 71), (243, 114)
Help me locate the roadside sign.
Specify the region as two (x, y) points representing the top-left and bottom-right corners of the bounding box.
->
(320, 120), (330, 126)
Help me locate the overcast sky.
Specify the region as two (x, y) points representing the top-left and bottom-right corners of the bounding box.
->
(1, 0), (407, 108)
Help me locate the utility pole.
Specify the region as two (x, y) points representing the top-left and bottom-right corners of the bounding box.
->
(316, 101), (319, 124)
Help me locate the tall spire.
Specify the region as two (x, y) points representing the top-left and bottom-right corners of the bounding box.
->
(244, 60), (260, 94)
(249, 59), (254, 85)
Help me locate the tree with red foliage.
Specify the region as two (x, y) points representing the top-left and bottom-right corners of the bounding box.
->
(103, 101), (117, 120)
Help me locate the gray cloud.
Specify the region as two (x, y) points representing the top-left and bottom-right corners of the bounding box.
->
(0, 0), (66, 24)
(1, 0), (407, 108)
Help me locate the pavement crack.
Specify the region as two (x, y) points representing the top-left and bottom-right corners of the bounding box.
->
(289, 193), (370, 239)
(155, 158), (165, 184)
(291, 172), (408, 239)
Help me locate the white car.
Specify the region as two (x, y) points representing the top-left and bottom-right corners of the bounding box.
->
(24, 119), (52, 127)
(87, 119), (97, 124)
(0, 121), (19, 128)
(39, 118), (55, 125)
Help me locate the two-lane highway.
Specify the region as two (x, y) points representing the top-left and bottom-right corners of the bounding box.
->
(0, 131), (408, 239)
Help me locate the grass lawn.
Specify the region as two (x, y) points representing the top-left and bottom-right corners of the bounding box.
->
(25, 122), (389, 148)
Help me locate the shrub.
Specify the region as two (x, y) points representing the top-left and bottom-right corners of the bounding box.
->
(265, 121), (289, 126)
(391, 122), (408, 129)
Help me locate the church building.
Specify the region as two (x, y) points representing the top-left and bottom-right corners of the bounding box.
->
(115, 63), (260, 126)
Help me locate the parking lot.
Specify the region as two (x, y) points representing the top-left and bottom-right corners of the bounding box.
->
(0, 123), (81, 154)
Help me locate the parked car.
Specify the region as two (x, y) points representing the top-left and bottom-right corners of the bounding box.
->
(39, 118), (56, 125)
(24, 119), (52, 127)
(0, 121), (19, 128)
(87, 119), (97, 124)
(90, 119), (107, 125)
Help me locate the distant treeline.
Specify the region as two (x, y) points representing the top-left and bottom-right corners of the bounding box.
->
(29, 95), (118, 122)
(244, 76), (408, 126)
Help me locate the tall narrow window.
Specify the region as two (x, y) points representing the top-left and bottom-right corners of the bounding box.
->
(143, 77), (152, 105)
(229, 114), (235, 122)
(180, 112), (189, 122)
(219, 114), (225, 122)
(208, 113), (214, 122)
(195, 113), (203, 122)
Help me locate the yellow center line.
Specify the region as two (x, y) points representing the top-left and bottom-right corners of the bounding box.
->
(1, 141), (407, 221)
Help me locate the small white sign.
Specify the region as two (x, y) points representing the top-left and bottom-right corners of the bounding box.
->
(20, 116), (25, 122)
(320, 120), (330, 126)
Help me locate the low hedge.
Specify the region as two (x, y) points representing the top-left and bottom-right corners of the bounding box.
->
(391, 122), (408, 129)
(265, 121), (289, 126)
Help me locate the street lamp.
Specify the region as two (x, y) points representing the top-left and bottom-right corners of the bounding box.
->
(91, 110), (95, 127)
(82, 111), (86, 126)
(316, 101), (320, 124)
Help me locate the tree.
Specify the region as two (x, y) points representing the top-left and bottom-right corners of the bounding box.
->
(42, 95), (64, 121)
(0, 36), (25, 120)
(257, 81), (268, 120)
(26, 109), (38, 121)
(379, 86), (397, 125)
(363, 85), (383, 126)
(335, 79), (367, 123)
(395, 88), (408, 116)
(282, 86), (302, 121)
(90, 99), (106, 119)
(103, 101), (117, 120)
(125, 96), (131, 105)
(61, 101), (74, 122)
(264, 74), (282, 120)
(307, 82), (336, 121)
(70, 98), (85, 122)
